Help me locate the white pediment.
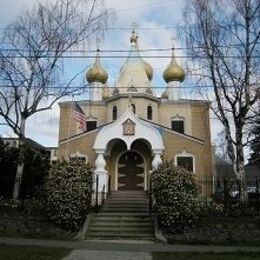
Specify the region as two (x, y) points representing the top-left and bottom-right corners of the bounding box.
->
(93, 106), (164, 153)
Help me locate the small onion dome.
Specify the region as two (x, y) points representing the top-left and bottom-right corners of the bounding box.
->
(142, 60), (153, 81)
(86, 50), (108, 84)
(163, 49), (185, 83)
(161, 90), (168, 99)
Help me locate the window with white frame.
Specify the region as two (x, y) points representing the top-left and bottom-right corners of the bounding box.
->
(69, 152), (88, 164)
(171, 120), (184, 133)
(175, 152), (195, 173)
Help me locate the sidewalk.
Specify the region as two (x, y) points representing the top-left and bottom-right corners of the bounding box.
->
(0, 237), (260, 253)
(63, 250), (152, 260)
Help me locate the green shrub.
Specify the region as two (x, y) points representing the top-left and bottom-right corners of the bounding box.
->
(0, 196), (19, 212)
(152, 163), (200, 234)
(46, 160), (93, 231)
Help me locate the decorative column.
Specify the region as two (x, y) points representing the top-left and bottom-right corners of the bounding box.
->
(94, 149), (108, 193)
(152, 150), (163, 170)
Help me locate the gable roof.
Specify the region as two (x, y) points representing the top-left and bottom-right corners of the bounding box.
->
(140, 118), (204, 144)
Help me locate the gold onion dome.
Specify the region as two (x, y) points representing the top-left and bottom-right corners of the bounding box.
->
(163, 48), (185, 83)
(86, 49), (108, 84)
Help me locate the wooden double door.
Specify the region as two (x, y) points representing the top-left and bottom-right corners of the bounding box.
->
(118, 151), (145, 190)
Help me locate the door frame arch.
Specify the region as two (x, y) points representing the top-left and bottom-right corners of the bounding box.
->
(115, 149), (147, 191)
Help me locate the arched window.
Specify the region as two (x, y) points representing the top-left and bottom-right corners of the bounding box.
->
(112, 106), (117, 120)
(131, 104), (136, 114)
(147, 105), (153, 120)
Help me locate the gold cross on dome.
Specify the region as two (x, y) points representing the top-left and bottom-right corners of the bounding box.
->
(170, 36), (177, 49)
(96, 36), (101, 49)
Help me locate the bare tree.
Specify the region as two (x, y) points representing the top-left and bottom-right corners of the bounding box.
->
(183, 0), (260, 200)
(0, 0), (111, 200)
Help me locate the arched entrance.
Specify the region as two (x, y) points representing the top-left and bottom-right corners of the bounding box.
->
(117, 151), (145, 190)
(93, 107), (164, 194)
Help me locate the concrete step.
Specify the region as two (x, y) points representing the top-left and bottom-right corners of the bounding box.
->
(89, 226), (152, 232)
(92, 218), (152, 224)
(87, 233), (154, 240)
(86, 190), (152, 241)
(110, 191), (147, 194)
(103, 205), (149, 209)
(96, 212), (151, 216)
(109, 193), (148, 197)
(91, 221), (152, 227)
(108, 196), (148, 199)
(102, 209), (149, 213)
(108, 193), (148, 198)
(107, 200), (148, 203)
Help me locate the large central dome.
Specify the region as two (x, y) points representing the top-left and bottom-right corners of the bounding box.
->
(114, 31), (154, 95)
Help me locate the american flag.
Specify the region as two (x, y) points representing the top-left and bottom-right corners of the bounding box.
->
(72, 102), (87, 132)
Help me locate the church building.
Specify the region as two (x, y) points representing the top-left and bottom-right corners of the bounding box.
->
(58, 31), (213, 199)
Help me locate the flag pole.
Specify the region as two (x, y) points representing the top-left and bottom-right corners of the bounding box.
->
(66, 95), (74, 160)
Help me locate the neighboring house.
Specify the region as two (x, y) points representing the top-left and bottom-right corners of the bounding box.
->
(2, 137), (46, 152)
(57, 31), (214, 200)
(2, 137), (20, 148)
(1, 137), (56, 164)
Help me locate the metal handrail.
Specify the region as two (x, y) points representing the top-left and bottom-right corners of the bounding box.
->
(94, 175), (107, 213)
(95, 175), (99, 213)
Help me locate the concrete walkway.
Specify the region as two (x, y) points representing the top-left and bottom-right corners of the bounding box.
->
(63, 250), (152, 260)
(1, 237), (260, 253)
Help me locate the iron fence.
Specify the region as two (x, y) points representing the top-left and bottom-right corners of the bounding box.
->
(1, 175), (259, 216)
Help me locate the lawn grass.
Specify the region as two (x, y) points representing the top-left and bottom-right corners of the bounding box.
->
(0, 245), (71, 260)
(153, 252), (260, 260)
(0, 230), (76, 241)
(166, 238), (260, 247)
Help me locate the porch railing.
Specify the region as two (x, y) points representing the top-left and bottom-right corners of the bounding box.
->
(94, 174), (110, 213)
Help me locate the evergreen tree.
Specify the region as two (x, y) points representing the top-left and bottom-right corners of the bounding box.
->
(0, 139), (49, 198)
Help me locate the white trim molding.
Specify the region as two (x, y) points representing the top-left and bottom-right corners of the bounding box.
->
(94, 106), (164, 152)
(174, 151), (196, 173)
(170, 114), (186, 133)
(69, 151), (88, 164)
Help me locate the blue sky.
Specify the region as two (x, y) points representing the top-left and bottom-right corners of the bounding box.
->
(0, 0), (221, 148)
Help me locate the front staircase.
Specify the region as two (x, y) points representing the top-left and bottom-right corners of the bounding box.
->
(86, 190), (154, 240)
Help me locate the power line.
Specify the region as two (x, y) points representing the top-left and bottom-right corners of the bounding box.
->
(0, 84), (258, 90)
(0, 54), (258, 59)
(0, 43), (256, 53)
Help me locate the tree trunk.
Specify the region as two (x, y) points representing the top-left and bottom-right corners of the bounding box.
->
(233, 140), (247, 202)
(12, 117), (26, 201)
